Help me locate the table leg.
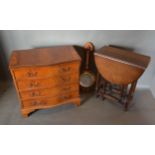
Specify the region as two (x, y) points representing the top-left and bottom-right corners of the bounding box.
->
(96, 72), (101, 97)
(120, 85), (128, 104)
(124, 81), (137, 111)
(101, 80), (108, 100)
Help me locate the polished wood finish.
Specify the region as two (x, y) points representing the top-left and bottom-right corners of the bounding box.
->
(13, 62), (78, 80)
(96, 73), (137, 111)
(80, 42), (96, 92)
(9, 46), (81, 67)
(84, 42), (94, 70)
(95, 46), (150, 110)
(95, 46), (150, 85)
(9, 46), (81, 117)
(0, 53), (8, 94)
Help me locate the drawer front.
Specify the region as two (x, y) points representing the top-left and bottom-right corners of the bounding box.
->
(13, 62), (80, 80)
(16, 74), (79, 91)
(22, 91), (79, 108)
(20, 84), (79, 100)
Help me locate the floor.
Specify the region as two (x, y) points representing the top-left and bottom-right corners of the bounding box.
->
(0, 86), (155, 125)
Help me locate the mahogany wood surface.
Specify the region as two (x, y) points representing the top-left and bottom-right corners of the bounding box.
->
(9, 46), (81, 117)
(80, 42), (96, 92)
(9, 46), (81, 68)
(95, 46), (151, 110)
(95, 46), (150, 69)
(95, 46), (150, 85)
(0, 53), (8, 94)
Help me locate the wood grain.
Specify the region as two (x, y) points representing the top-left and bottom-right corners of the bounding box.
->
(95, 46), (150, 85)
(9, 46), (81, 117)
(9, 46), (81, 68)
(95, 46), (150, 110)
(95, 46), (150, 69)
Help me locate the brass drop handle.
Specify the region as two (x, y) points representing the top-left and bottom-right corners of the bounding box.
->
(31, 91), (41, 97)
(60, 76), (71, 82)
(31, 101), (46, 106)
(60, 66), (71, 72)
(60, 95), (70, 100)
(29, 81), (40, 87)
(31, 101), (39, 106)
(27, 71), (38, 77)
(61, 87), (70, 91)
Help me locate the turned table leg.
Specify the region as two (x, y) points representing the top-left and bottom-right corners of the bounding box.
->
(124, 81), (137, 111)
(95, 74), (138, 111)
(120, 85), (128, 104)
(101, 80), (108, 100)
(96, 72), (101, 97)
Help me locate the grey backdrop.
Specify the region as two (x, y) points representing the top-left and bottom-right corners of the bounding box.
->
(0, 30), (155, 97)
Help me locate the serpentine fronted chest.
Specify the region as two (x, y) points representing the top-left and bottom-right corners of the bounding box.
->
(9, 46), (81, 117)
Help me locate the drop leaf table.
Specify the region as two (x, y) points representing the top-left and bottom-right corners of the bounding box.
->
(95, 46), (150, 110)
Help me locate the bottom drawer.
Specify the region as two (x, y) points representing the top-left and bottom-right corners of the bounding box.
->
(22, 91), (79, 108)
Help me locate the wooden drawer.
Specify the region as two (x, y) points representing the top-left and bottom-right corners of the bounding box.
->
(13, 62), (79, 80)
(20, 84), (79, 100)
(9, 46), (82, 117)
(16, 74), (79, 91)
(22, 91), (79, 108)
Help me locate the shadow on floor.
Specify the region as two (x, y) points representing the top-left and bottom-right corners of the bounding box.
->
(0, 87), (155, 125)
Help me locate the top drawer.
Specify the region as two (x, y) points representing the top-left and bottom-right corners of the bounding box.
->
(13, 62), (80, 80)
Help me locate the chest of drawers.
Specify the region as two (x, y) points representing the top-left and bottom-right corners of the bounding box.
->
(9, 46), (81, 117)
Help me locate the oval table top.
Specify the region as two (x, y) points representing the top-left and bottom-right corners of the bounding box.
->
(94, 46), (151, 84)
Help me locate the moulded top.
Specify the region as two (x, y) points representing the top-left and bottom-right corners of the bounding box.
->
(9, 46), (81, 68)
(95, 46), (151, 69)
